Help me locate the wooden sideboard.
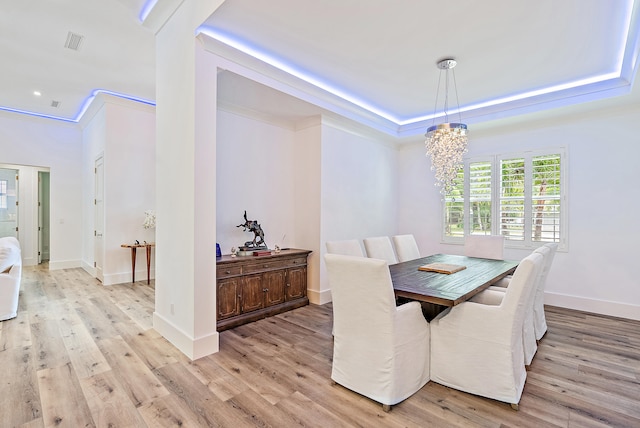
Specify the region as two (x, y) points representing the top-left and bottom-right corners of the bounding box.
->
(216, 248), (311, 331)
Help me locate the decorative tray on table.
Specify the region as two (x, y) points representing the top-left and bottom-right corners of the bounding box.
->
(418, 263), (467, 274)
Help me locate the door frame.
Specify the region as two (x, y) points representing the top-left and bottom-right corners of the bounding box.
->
(94, 155), (105, 282)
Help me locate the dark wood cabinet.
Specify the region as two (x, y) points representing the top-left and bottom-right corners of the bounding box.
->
(217, 276), (242, 319)
(216, 249), (311, 331)
(286, 266), (307, 301)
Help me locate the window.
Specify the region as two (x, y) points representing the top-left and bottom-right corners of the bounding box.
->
(530, 154), (561, 243)
(469, 161), (492, 235)
(0, 180), (7, 209)
(443, 149), (566, 250)
(443, 168), (464, 238)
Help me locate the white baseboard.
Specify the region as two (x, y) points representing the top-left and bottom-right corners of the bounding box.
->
(308, 288), (332, 305)
(545, 291), (640, 321)
(81, 261), (96, 277)
(48, 259), (82, 270)
(153, 311), (219, 360)
(103, 269), (155, 286)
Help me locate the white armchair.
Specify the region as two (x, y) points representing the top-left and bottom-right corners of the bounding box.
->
(391, 234), (421, 262)
(464, 235), (505, 260)
(324, 253), (430, 411)
(430, 252), (543, 409)
(0, 237), (22, 321)
(363, 236), (398, 264)
(325, 239), (364, 257)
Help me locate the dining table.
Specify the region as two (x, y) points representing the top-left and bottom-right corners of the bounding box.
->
(389, 253), (518, 319)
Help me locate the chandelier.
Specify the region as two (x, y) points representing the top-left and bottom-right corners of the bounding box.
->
(425, 58), (468, 195)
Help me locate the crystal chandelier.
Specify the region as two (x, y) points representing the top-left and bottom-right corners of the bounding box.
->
(425, 59), (468, 195)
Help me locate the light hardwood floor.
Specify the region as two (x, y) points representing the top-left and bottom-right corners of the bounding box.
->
(1, 264), (639, 427)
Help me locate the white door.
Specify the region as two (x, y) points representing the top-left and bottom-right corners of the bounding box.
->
(38, 173), (43, 264)
(0, 168), (18, 239)
(94, 156), (104, 282)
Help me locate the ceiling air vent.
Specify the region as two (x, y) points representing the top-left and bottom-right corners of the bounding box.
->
(51, 100), (61, 108)
(64, 31), (84, 51)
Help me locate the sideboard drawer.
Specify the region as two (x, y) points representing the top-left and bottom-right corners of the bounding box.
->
(243, 259), (288, 274)
(283, 257), (307, 268)
(217, 265), (242, 278)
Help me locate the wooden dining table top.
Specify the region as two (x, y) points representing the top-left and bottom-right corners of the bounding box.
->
(389, 253), (519, 307)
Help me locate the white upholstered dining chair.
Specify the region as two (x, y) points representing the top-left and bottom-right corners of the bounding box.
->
(325, 239), (365, 257)
(363, 236), (398, 264)
(532, 243), (557, 340)
(324, 253), (430, 411)
(430, 252), (543, 410)
(391, 234), (421, 262)
(490, 242), (558, 341)
(483, 246), (551, 367)
(464, 235), (505, 260)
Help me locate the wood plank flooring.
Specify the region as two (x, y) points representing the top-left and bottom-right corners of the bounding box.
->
(1, 264), (639, 427)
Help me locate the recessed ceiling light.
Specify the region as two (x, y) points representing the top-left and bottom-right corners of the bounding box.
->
(33, 91), (41, 96)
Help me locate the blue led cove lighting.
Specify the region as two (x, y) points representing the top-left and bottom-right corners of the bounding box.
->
(3, 0), (636, 127)
(139, 0), (159, 23)
(0, 90), (156, 123)
(198, 0), (636, 128)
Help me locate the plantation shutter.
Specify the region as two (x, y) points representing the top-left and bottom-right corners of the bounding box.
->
(500, 158), (525, 242)
(531, 154), (561, 243)
(469, 161), (492, 235)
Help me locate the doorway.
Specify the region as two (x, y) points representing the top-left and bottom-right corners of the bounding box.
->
(0, 164), (50, 266)
(0, 167), (18, 239)
(94, 155), (104, 282)
(38, 171), (50, 262)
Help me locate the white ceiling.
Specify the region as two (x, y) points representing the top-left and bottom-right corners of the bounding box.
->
(0, 0), (154, 121)
(2, 0), (639, 136)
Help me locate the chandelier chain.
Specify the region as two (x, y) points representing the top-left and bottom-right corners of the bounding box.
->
(424, 58), (468, 195)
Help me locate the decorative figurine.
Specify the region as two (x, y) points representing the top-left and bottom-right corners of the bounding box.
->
(230, 247), (238, 258)
(236, 210), (267, 250)
(274, 244), (281, 254)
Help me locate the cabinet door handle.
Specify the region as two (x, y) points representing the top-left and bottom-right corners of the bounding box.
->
(225, 270), (231, 274)
(293, 260), (298, 264)
(263, 288), (268, 292)
(286, 283), (290, 287)
(264, 264), (269, 268)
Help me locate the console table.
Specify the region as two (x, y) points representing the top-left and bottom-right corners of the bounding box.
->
(121, 242), (154, 284)
(216, 248), (311, 331)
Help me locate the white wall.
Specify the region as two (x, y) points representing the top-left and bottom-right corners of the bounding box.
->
(103, 101), (156, 284)
(0, 112), (83, 269)
(397, 102), (640, 320)
(82, 101), (107, 273)
(292, 119), (323, 303)
(319, 120), (399, 301)
(216, 109), (296, 253)
(215, 111), (400, 305)
(81, 96), (156, 285)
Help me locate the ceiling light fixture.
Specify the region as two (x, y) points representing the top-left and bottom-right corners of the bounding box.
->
(425, 58), (468, 195)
